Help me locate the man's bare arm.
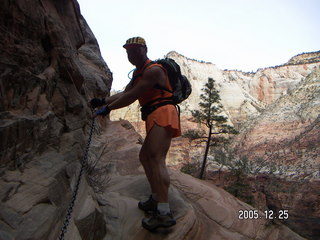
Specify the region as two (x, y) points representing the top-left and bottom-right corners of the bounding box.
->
(107, 66), (164, 110)
(104, 92), (123, 105)
(103, 80), (135, 105)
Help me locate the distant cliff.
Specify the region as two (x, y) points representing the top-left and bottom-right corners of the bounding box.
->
(287, 51), (320, 65)
(233, 66), (320, 170)
(168, 51), (320, 124)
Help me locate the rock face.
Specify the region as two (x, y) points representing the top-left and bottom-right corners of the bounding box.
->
(287, 51), (320, 65)
(230, 67), (320, 240)
(0, 0), (111, 239)
(169, 51), (320, 125)
(0, 0), (308, 240)
(234, 67), (320, 171)
(0, 0), (111, 167)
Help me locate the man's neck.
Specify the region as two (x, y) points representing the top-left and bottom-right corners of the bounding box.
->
(136, 57), (149, 71)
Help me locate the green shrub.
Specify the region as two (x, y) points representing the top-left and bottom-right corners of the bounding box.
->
(180, 162), (200, 176)
(224, 181), (255, 205)
(182, 129), (205, 140)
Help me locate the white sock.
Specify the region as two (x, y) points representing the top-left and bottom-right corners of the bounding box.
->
(152, 193), (157, 201)
(157, 202), (170, 215)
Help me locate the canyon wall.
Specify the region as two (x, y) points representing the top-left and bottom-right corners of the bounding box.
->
(0, 0), (111, 167)
(0, 0), (112, 239)
(233, 66), (320, 172)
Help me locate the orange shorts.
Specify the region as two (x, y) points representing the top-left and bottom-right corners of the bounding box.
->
(145, 104), (181, 138)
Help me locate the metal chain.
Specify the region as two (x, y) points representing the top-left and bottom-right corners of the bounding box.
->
(58, 112), (95, 240)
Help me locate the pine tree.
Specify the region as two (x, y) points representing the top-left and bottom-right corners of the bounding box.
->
(191, 78), (238, 179)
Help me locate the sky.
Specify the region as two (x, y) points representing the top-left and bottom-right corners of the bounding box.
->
(77, 0), (320, 90)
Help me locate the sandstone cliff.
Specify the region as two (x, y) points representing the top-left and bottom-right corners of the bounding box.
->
(287, 51), (320, 65)
(0, 0), (112, 239)
(234, 66), (320, 172)
(230, 66), (320, 239)
(0, 0), (308, 239)
(169, 51), (320, 120)
(0, 0), (111, 167)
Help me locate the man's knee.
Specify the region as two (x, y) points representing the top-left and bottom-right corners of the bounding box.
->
(146, 150), (168, 165)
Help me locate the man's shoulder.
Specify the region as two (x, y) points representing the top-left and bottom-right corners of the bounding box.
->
(144, 62), (166, 76)
(143, 64), (167, 81)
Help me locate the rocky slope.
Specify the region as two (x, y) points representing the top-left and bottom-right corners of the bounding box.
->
(287, 51), (320, 65)
(0, 0), (308, 239)
(229, 66), (320, 240)
(88, 120), (305, 240)
(234, 67), (320, 172)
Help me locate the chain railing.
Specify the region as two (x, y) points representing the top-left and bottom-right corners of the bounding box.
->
(58, 112), (95, 240)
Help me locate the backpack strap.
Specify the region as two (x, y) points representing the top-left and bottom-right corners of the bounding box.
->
(140, 99), (181, 121)
(140, 100), (175, 121)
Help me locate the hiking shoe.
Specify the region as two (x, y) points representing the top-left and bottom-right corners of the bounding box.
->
(138, 195), (157, 213)
(142, 211), (176, 231)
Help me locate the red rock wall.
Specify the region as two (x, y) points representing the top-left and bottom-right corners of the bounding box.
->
(0, 0), (112, 167)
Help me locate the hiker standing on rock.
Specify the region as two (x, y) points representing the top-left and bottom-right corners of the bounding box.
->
(90, 37), (181, 231)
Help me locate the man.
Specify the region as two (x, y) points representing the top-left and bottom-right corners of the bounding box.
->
(90, 37), (181, 231)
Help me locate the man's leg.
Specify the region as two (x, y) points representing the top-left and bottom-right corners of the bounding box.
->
(138, 124), (170, 212)
(141, 124), (176, 230)
(139, 143), (156, 194)
(144, 124), (171, 203)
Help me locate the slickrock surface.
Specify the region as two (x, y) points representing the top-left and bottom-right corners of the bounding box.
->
(1, 117), (306, 240)
(82, 120), (306, 240)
